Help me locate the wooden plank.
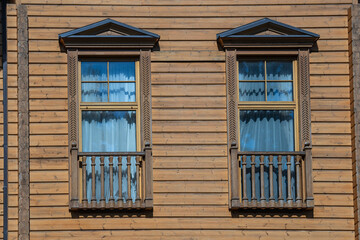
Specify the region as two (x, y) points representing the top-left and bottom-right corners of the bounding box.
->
(29, 87), (67, 99)
(152, 97), (225, 109)
(313, 158), (351, 170)
(152, 85), (225, 96)
(30, 147), (68, 158)
(30, 182), (68, 194)
(312, 146), (351, 158)
(310, 64), (349, 75)
(310, 87), (350, 98)
(154, 145), (227, 157)
(152, 72), (225, 85)
(27, 16), (349, 29)
(29, 100), (67, 111)
(154, 181), (227, 193)
(312, 122), (351, 133)
(30, 195), (68, 207)
(311, 99), (350, 110)
(313, 170), (352, 182)
(314, 182), (352, 193)
(30, 123), (68, 134)
(21, 0), (354, 5)
(26, 5), (348, 17)
(153, 156), (227, 169)
(314, 206), (354, 218)
(153, 133), (227, 144)
(154, 169), (227, 181)
(30, 135), (68, 147)
(28, 230), (355, 240)
(153, 109), (226, 120)
(30, 170), (68, 182)
(29, 111), (68, 122)
(311, 111), (350, 122)
(29, 76), (67, 87)
(30, 159), (68, 170)
(152, 62), (225, 73)
(312, 134), (351, 146)
(314, 194), (353, 206)
(29, 218), (354, 231)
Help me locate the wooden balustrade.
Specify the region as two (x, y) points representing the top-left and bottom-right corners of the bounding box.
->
(70, 150), (152, 210)
(232, 151), (313, 209)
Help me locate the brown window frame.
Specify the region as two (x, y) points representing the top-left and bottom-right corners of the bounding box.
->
(217, 19), (319, 210)
(59, 19), (159, 211)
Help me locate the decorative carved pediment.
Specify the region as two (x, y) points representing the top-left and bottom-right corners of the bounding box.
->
(59, 19), (160, 50)
(217, 18), (319, 49)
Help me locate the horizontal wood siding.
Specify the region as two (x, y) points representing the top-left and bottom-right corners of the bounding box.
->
(3, 0), (355, 239)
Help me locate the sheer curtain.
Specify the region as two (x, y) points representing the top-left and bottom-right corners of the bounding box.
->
(240, 110), (295, 202)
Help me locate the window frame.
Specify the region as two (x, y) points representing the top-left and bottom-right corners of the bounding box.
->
(78, 58), (142, 153)
(237, 58), (300, 152)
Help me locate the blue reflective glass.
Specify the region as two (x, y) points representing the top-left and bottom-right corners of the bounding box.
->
(239, 61), (265, 80)
(267, 82), (293, 101)
(239, 82), (265, 101)
(266, 61), (293, 80)
(109, 62), (135, 81)
(81, 62), (107, 81)
(239, 110), (294, 151)
(81, 82), (108, 102)
(109, 83), (136, 102)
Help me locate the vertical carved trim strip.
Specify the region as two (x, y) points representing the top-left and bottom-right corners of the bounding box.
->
(68, 49), (78, 145)
(226, 49), (240, 209)
(18, 4), (30, 240)
(226, 49), (238, 147)
(140, 50), (152, 147)
(298, 49), (311, 147)
(67, 49), (79, 208)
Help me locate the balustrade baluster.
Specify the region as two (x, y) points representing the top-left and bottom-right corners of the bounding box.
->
(296, 155), (303, 207)
(242, 155), (248, 206)
(109, 156), (114, 208)
(127, 155), (132, 207)
(81, 156), (87, 208)
(286, 155), (292, 207)
(91, 156), (96, 208)
(260, 155), (265, 206)
(269, 155), (274, 206)
(118, 156), (123, 208)
(136, 156), (141, 207)
(100, 156), (105, 208)
(251, 155), (256, 204)
(278, 155), (284, 207)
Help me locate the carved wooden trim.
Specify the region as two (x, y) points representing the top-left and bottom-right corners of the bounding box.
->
(140, 50), (152, 148)
(298, 49), (312, 148)
(67, 49), (80, 209)
(226, 49), (240, 209)
(18, 4), (30, 239)
(140, 50), (153, 208)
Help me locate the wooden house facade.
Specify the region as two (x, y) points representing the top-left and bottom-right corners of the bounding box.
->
(1, 0), (360, 239)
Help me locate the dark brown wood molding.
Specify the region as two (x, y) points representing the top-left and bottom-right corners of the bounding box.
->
(18, 4), (30, 240)
(349, 5), (360, 239)
(224, 47), (315, 210)
(68, 49), (80, 210)
(226, 49), (240, 209)
(298, 49), (314, 207)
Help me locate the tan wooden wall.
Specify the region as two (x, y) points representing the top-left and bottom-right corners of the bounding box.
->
(3, 0), (358, 239)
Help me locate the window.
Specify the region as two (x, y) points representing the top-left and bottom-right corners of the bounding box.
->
(217, 18), (319, 210)
(59, 19), (159, 210)
(80, 60), (140, 204)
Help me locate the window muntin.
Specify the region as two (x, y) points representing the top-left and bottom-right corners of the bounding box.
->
(79, 59), (140, 203)
(238, 58), (299, 152)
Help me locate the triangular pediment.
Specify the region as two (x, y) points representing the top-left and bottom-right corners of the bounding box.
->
(217, 18), (319, 49)
(59, 19), (159, 50)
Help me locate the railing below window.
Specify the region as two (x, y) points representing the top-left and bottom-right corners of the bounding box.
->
(229, 143), (314, 210)
(69, 143), (153, 211)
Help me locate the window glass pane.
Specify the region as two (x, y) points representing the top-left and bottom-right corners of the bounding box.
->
(109, 62), (136, 81)
(239, 110), (294, 151)
(239, 82), (265, 101)
(267, 82), (293, 101)
(109, 83), (136, 102)
(266, 61), (293, 80)
(81, 82), (108, 102)
(81, 110), (136, 152)
(239, 61), (265, 80)
(81, 62), (107, 81)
